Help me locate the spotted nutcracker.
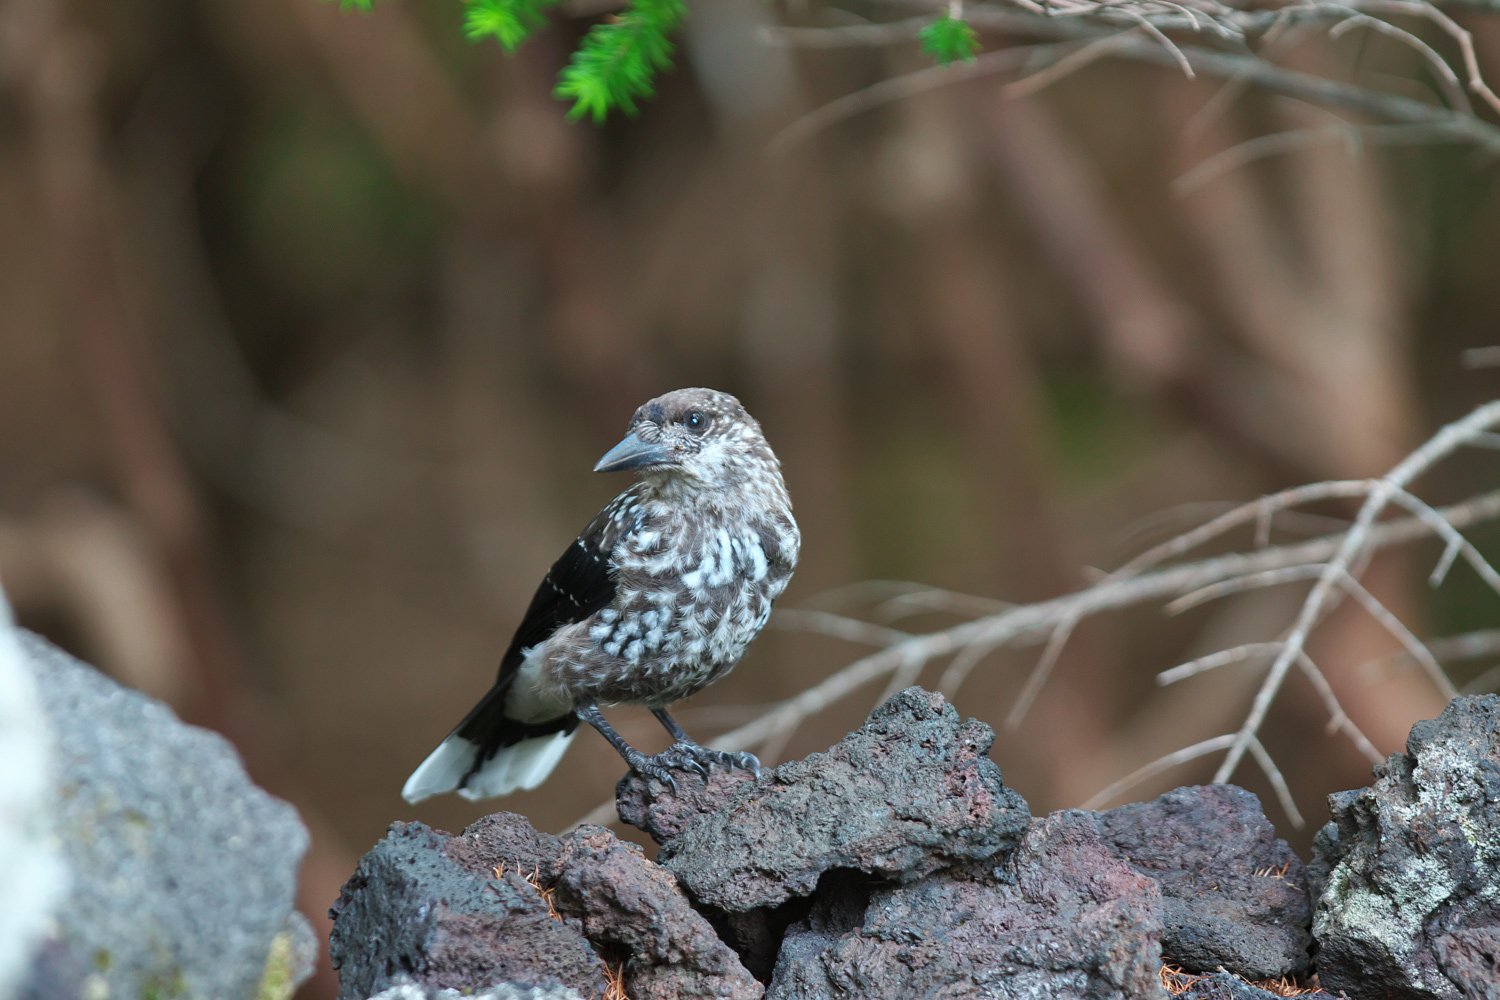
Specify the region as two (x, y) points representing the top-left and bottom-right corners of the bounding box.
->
(403, 388), (800, 802)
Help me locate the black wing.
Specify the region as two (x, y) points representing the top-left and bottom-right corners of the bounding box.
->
(450, 489), (641, 753)
(496, 488), (641, 681)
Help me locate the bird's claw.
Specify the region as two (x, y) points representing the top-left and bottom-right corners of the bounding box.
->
(690, 746), (761, 778)
(627, 742), (762, 792)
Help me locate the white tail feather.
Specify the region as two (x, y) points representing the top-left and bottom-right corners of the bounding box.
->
(402, 730), (574, 804)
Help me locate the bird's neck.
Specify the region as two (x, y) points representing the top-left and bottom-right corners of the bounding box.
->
(640, 469), (791, 522)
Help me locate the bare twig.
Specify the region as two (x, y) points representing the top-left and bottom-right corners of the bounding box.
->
(769, 609), (912, 647)
(1166, 564), (1328, 614)
(1006, 613), (1080, 729)
(1247, 735), (1305, 827)
(1212, 401), (1500, 785)
(1156, 642), (1285, 685)
(573, 414), (1499, 830)
(1293, 651), (1384, 762)
(769, 45), (1057, 154)
(1081, 734), (1237, 809)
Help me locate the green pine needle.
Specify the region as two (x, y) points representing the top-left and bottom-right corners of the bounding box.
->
(464, 0), (563, 51)
(918, 14), (979, 65)
(334, 0), (375, 9)
(554, 0), (686, 122)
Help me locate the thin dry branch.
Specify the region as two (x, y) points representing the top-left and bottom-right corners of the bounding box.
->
(570, 485), (1500, 830)
(765, 0), (1500, 158)
(1212, 401), (1500, 786)
(571, 408), (1499, 830)
(1081, 734), (1237, 808)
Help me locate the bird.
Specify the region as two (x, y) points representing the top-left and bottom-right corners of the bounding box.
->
(402, 387), (799, 803)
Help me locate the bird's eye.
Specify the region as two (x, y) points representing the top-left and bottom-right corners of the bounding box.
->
(684, 410), (706, 432)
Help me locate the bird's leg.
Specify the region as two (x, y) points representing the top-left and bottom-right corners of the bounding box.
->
(651, 709), (762, 778)
(576, 702), (705, 792)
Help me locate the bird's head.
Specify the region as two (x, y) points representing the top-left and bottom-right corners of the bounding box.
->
(594, 388), (779, 497)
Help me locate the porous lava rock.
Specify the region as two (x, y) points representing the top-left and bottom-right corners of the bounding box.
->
(617, 767), (757, 844)
(330, 813), (762, 1000)
(550, 826), (763, 1000)
(330, 822), (609, 1000)
(1309, 694), (1500, 1000)
(1091, 784), (1312, 978)
(364, 980), (586, 1000)
(655, 687), (1031, 911)
(766, 811), (1169, 1000)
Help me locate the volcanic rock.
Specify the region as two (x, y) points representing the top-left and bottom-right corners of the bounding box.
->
(766, 811), (1169, 1000)
(656, 688), (1031, 911)
(1092, 785), (1312, 978)
(1309, 694), (1500, 1000)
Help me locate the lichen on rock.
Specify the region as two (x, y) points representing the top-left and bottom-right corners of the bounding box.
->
(1310, 694), (1500, 1000)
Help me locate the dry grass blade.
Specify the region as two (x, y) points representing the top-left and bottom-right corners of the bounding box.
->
(1160, 964), (1207, 994)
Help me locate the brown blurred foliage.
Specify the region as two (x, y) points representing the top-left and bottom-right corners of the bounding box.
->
(0, 0), (1498, 993)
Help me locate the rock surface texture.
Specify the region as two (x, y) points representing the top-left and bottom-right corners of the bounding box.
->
(656, 688), (1031, 911)
(330, 813), (762, 1000)
(1309, 694), (1500, 1000)
(1091, 784), (1312, 978)
(342, 688), (1500, 1000)
(364, 982), (586, 1000)
(768, 812), (1168, 1000)
(17, 631), (313, 1000)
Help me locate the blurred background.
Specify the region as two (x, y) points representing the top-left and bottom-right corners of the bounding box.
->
(0, 0), (1498, 992)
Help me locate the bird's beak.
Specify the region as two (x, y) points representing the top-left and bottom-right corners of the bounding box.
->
(594, 431), (675, 473)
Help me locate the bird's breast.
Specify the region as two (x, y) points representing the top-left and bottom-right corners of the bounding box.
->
(549, 513), (794, 705)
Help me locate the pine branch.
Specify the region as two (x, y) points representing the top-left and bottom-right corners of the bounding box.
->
(555, 0), (688, 122)
(464, 0), (564, 52)
(919, 14), (981, 64)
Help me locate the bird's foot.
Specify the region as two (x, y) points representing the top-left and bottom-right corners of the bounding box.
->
(683, 744), (762, 779)
(626, 742), (762, 793)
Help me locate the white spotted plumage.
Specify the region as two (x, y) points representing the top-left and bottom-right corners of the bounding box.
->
(404, 387), (797, 803)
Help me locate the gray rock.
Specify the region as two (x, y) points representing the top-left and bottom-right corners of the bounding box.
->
(1310, 694), (1500, 1000)
(767, 811), (1168, 1000)
(329, 821), (610, 1000)
(1091, 785), (1311, 978)
(20, 631), (311, 1000)
(0, 595), (67, 1000)
(331, 812), (762, 1000)
(363, 978), (586, 1000)
(658, 688), (1031, 911)
(549, 826), (762, 1000)
(617, 766), (758, 844)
